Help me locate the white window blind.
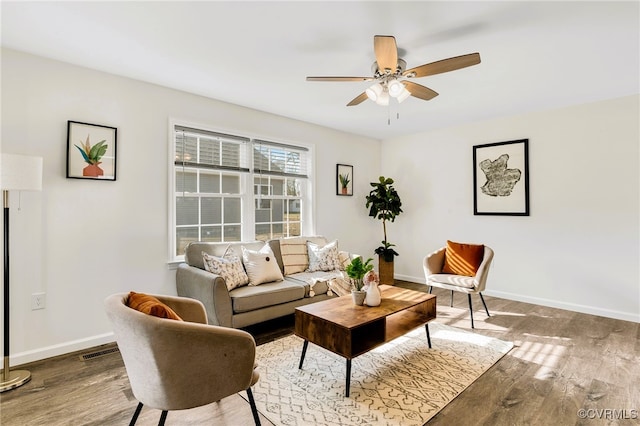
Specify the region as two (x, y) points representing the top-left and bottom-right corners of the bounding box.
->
(253, 139), (308, 178)
(175, 126), (250, 174)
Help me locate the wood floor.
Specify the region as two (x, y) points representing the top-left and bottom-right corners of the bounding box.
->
(1, 281), (639, 425)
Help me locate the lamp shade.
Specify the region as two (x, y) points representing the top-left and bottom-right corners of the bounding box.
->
(1, 154), (43, 192)
(365, 83), (384, 101)
(396, 87), (411, 103)
(375, 91), (390, 106)
(388, 80), (404, 97)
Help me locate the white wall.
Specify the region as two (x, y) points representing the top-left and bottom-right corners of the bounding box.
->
(0, 48), (380, 365)
(381, 95), (639, 322)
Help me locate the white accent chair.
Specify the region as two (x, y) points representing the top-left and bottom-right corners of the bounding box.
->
(104, 293), (261, 425)
(423, 245), (494, 328)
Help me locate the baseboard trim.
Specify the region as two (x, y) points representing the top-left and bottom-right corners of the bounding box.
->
(483, 289), (639, 323)
(395, 274), (639, 323)
(11, 332), (115, 367)
(394, 274), (425, 285)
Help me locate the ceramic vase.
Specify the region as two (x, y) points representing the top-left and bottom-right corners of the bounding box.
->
(365, 281), (381, 307)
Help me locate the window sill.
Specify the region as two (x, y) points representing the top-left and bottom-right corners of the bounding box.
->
(167, 260), (183, 270)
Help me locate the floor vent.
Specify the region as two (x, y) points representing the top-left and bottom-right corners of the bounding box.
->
(79, 346), (120, 361)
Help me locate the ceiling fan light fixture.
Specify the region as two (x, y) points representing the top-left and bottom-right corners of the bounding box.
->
(366, 83), (383, 101)
(388, 79), (404, 97)
(375, 90), (390, 106)
(396, 87), (411, 103)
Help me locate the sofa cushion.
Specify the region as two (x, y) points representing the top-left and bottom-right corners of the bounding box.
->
(428, 274), (476, 289)
(230, 280), (305, 313)
(307, 240), (340, 272)
(127, 292), (183, 321)
(442, 240), (485, 277)
(242, 245), (284, 286)
(202, 248), (249, 291)
(279, 237), (309, 275)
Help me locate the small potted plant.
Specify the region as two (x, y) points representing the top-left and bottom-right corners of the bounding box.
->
(345, 256), (373, 305)
(339, 173), (351, 195)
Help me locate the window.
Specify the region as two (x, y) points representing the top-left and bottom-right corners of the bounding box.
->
(253, 140), (308, 241)
(170, 125), (312, 261)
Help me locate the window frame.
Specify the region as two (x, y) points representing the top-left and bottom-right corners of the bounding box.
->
(168, 120), (314, 263)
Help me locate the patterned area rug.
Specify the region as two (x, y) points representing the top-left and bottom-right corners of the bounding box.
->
(245, 322), (513, 425)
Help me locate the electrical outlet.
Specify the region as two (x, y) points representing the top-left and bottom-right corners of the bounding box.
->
(32, 293), (46, 310)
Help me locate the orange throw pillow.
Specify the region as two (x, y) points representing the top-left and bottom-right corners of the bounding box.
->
(442, 241), (485, 277)
(127, 292), (183, 321)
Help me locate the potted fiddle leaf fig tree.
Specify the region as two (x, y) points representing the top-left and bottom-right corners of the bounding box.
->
(365, 176), (403, 285)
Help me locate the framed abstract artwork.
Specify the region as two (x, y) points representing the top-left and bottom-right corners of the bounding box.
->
(336, 164), (353, 196)
(66, 120), (117, 181)
(473, 139), (529, 216)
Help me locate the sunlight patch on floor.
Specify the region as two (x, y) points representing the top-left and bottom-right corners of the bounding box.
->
(432, 328), (497, 347)
(510, 339), (568, 371)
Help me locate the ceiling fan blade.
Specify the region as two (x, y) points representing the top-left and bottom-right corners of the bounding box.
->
(374, 35), (398, 73)
(403, 81), (438, 101)
(306, 76), (373, 82)
(347, 92), (368, 106)
(403, 53), (481, 78)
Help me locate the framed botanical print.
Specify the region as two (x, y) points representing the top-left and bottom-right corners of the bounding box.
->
(336, 164), (353, 196)
(66, 120), (117, 181)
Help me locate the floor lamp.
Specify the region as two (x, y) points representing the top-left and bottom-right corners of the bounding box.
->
(1, 153), (43, 392)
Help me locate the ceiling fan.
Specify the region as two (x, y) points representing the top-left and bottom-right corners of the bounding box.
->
(306, 35), (481, 107)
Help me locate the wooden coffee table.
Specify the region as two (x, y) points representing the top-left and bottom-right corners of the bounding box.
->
(294, 285), (436, 397)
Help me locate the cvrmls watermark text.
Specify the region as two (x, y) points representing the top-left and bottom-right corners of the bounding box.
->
(577, 409), (638, 420)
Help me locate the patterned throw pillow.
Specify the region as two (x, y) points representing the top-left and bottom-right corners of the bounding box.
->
(202, 248), (250, 291)
(307, 240), (341, 272)
(279, 237), (309, 275)
(241, 245), (284, 286)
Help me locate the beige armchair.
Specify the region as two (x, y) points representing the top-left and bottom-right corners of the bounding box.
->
(104, 293), (260, 425)
(423, 245), (494, 328)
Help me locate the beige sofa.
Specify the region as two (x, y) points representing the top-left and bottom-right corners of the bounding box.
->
(176, 236), (353, 328)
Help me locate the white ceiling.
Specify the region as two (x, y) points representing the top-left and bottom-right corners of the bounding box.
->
(2, 1), (639, 140)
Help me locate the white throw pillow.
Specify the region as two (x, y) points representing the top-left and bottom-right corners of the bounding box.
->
(241, 245), (284, 286)
(307, 240), (340, 272)
(202, 248), (249, 291)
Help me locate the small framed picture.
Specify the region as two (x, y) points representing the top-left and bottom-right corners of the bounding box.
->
(473, 139), (529, 216)
(336, 164), (353, 196)
(66, 120), (117, 181)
